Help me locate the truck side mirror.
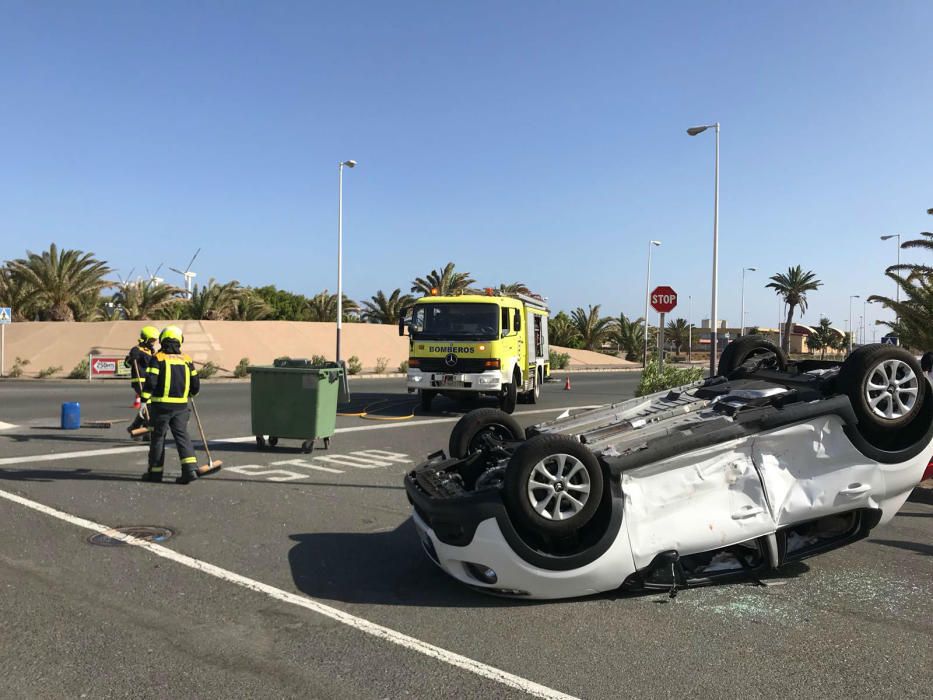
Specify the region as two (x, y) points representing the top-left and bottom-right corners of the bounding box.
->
(398, 316), (407, 337)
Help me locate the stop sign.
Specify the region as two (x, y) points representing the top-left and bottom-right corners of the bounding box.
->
(650, 286), (678, 313)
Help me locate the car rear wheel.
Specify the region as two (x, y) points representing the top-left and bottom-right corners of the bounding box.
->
(504, 434), (604, 536)
(838, 344), (926, 431)
(717, 335), (787, 377)
(448, 408), (525, 458)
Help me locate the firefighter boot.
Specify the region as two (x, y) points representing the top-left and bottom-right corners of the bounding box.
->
(175, 468), (199, 485)
(141, 467), (163, 483)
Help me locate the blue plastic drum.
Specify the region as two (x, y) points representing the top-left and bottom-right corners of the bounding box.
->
(61, 402), (81, 430)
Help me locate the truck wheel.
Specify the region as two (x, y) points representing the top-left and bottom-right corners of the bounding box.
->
(420, 390), (436, 412)
(499, 375), (518, 414)
(504, 434), (604, 536)
(448, 408), (525, 458)
(526, 370), (541, 404)
(717, 335), (787, 377)
(837, 344), (926, 432)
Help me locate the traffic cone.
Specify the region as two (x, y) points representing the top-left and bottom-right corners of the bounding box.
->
(133, 395), (141, 410)
(564, 376), (571, 391)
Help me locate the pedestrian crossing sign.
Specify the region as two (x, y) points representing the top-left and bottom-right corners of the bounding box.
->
(0, 307), (10, 324)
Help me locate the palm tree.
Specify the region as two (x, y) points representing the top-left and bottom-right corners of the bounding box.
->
(570, 305), (614, 351)
(765, 265), (823, 354)
(870, 213), (933, 351)
(807, 317), (842, 360)
(665, 318), (691, 355)
(230, 291), (273, 321)
(496, 282), (534, 296)
(869, 270), (933, 350)
(6, 244), (112, 321)
(548, 311), (580, 348)
(112, 280), (184, 320)
(306, 290), (360, 322)
(186, 279), (243, 320)
(361, 289), (416, 324)
(411, 262), (476, 296)
(0, 265), (36, 320)
(611, 313), (644, 361)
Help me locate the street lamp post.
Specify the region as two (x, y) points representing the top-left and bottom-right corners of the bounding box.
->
(880, 234), (901, 323)
(643, 240), (662, 367)
(336, 159), (357, 363)
(688, 294), (693, 363)
(740, 266), (757, 336)
(687, 123), (720, 375)
(848, 294), (860, 353)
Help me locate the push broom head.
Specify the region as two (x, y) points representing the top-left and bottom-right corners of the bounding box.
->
(196, 460), (223, 476)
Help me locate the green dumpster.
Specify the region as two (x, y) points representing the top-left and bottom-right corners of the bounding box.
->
(248, 359), (343, 453)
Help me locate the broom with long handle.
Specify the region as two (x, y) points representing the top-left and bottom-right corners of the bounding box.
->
(190, 397), (222, 476)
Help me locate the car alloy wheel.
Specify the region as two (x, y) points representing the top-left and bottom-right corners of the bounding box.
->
(526, 453), (591, 521)
(865, 357), (920, 420)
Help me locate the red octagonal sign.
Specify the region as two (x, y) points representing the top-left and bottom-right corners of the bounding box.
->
(650, 285), (678, 314)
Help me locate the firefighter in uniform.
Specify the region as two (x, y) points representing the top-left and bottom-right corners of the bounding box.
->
(125, 325), (159, 440)
(140, 326), (201, 484)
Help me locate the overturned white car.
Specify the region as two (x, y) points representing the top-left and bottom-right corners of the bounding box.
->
(404, 339), (933, 599)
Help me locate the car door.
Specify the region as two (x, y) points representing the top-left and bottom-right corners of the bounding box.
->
(750, 415), (883, 528)
(623, 438), (776, 570)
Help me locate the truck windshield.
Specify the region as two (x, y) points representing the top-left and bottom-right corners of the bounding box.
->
(410, 303), (499, 341)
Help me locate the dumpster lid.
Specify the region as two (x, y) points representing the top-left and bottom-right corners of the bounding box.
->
(272, 358), (341, 369)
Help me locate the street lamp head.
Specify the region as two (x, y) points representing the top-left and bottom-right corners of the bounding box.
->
(650, 240), (662, 246)
(880, 234), (897, 241)
(342, 160), (357, 168)
(686, 126), (709, 136)
(851, 294), (860, 299)
(746, 267), (758, 272)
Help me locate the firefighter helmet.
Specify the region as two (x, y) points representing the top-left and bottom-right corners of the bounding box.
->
(159, 325), (184, 344)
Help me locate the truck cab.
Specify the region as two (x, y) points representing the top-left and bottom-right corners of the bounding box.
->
(401, 290), (549, 413)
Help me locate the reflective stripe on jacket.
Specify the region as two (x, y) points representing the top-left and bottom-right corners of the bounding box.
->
(126, 344), (155, 392)
(141, 352), (200, 404)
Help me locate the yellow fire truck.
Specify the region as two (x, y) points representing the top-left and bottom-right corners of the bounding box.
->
(400, 289), (550, 413)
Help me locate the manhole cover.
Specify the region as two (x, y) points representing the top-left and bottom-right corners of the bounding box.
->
(88, 526), (174, 547)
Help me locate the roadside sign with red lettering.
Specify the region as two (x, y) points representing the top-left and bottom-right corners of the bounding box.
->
(90, 356), (130, 378)
(650, 286), (678, 314)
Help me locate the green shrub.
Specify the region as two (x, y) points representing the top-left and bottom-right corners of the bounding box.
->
(347, 356), (362, 375)
(9, 356), (29, 378)
(233, 357), (250, 378)
(549, 351), (571, 370)
(274, 355), (291, 363)
(198, 361), (219, 379)
(38, 365), (63, 379)
(311, 354), (327, 367)
(68, 358), (89, 379)
(635, 360), (704, 397)
(374, 356), (389, 374)
(398, 360), (409, 373)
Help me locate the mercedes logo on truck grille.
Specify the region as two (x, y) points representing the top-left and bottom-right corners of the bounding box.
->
(444, 353), (458, 367)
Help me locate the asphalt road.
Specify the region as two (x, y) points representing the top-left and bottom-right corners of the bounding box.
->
(1, 372), (931, 699)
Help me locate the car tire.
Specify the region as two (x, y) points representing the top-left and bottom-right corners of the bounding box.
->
(837, 344), (927, 432)
(448, 408), (526, 458)
(504, 434), (604, 536)
(499, 374), (519, 414)
(420, 390), (436, 412)
(717, 335), (788, 377)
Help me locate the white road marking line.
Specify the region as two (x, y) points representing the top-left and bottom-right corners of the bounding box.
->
(0, 487), (577, 700)
(0, 405), (605, 467)
(0, 445), (148, 466)
(316, 454), (392, 469)
(224, 465), (307, 482)
(270, 458), (344, 474)
(0, 421), (18, 431)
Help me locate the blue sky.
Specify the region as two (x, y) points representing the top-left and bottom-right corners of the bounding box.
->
(2, 1), (931, 334)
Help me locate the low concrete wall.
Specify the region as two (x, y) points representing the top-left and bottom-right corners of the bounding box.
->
(1, 321), (637, 377)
